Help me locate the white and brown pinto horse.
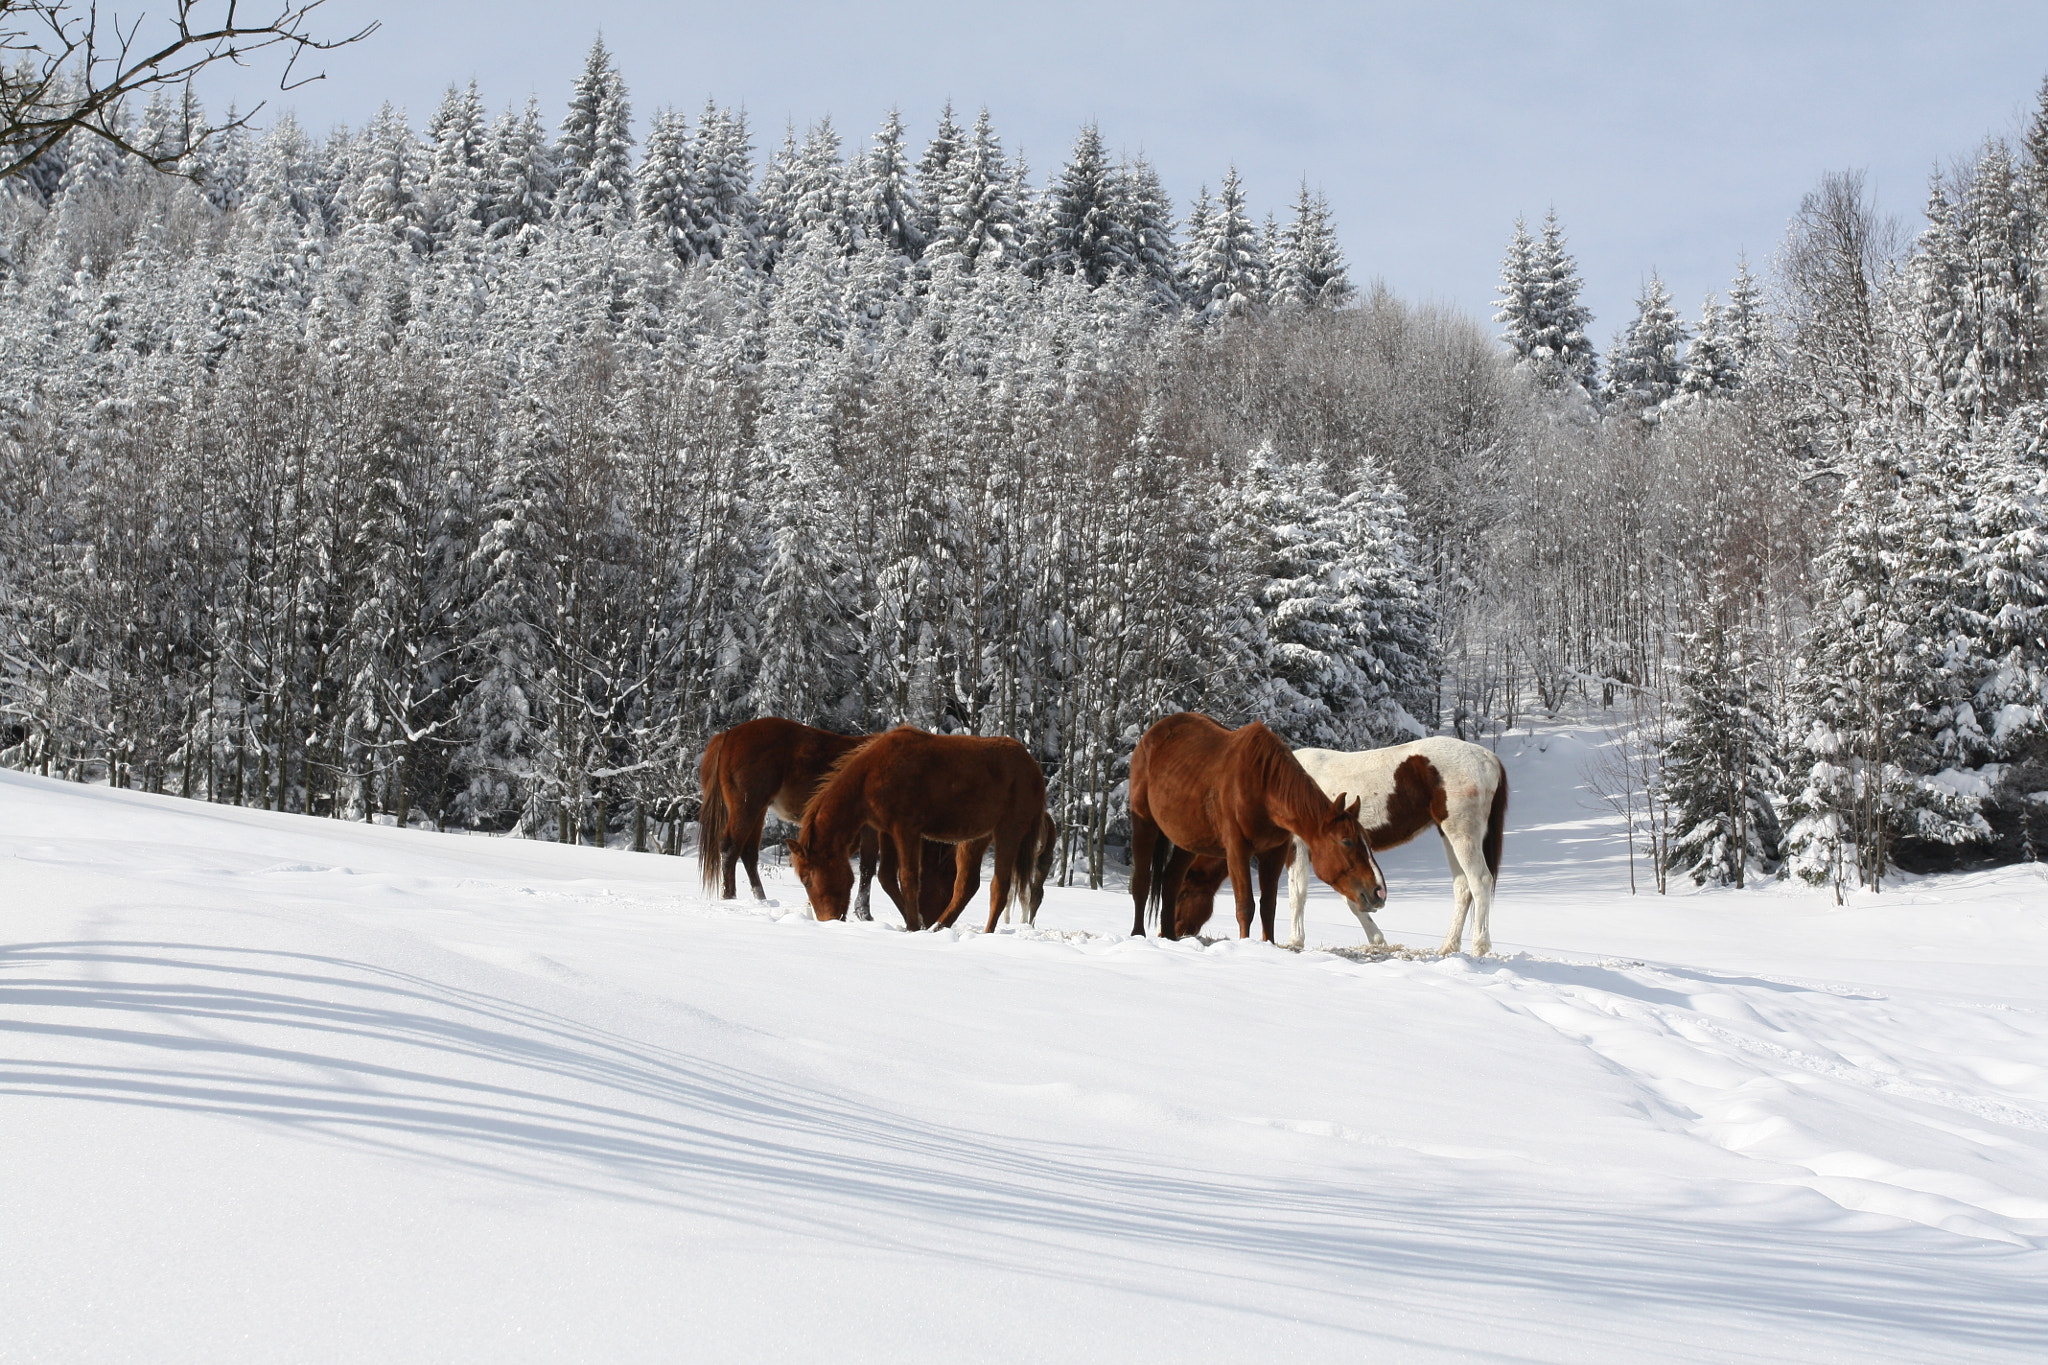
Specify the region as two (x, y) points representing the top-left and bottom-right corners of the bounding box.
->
(1287, 737), (1509, 955)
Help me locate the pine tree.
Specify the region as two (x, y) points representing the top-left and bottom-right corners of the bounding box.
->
(1605, 272), (1688, 412)
(1662, 606), (1783, 885)
(1522, 209), (1598, 391)
(1112, 156), (1178, 306)
(481, 98), (556, 242)
(349, 104), (428, 254)
(1180, 167), (1265, 322)
(1678, 293), (1741, 400)
(914, 103), (965, 247)
(556, 38), (635, 233)
(849, 109), (923, 260)
(1782, 432), (1989, 890)
(927, 107), (1022, 272)
(1725, 256), (1771, 376)
(636, 108), (694, 262)
(423, 82), (487, 253)
(1043, 124), (1120, 287)
(1271, 182), (1351, 309)
(683, 104), (756, 266)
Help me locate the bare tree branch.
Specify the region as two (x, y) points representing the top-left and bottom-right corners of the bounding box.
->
(0, 2), (378, 181)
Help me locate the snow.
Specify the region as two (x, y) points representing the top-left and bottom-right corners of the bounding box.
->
(5, 727), (2047, 1363)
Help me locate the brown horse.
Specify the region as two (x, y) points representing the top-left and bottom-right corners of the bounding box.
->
(698, 718), (891, 917)
(788, 727), (1048, 934)
(1128, 713), (1385, 942)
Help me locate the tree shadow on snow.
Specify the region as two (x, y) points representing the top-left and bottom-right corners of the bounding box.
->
(1, 938), (2041, 1354)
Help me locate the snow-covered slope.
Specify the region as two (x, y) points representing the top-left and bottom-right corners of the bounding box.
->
(5, 730), (2046, 1363)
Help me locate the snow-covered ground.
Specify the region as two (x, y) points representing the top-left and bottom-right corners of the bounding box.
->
(5, 729), (2046, 1363)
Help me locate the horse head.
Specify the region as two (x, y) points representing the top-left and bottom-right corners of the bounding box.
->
(1305, 792), (1387, 916)
(786, 830), (852, 921)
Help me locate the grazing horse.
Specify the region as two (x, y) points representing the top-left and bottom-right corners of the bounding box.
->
(1283, 737), (1508, 955)
(697, 718), (876, 908)
(1127, 713), (1385, 943)
(788, 727), (1049, 934)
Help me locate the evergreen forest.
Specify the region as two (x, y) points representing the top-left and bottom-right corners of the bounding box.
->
(5, 40), (2048, 898)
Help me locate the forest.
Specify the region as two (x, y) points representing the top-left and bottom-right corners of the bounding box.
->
(2, 38), (2046, 899)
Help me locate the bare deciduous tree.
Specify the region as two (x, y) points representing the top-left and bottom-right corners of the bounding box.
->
(0, 1), (377, 179)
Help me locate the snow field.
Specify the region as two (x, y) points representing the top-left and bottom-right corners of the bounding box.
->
(3, 728), (2046, 1362)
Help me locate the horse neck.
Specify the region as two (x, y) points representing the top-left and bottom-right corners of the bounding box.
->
(1252, 735), (1333, 840)
(806, 758), (869, 855)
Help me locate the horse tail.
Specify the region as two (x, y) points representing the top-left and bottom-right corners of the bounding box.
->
(1145, 830), (1175, 934)
(1484, 759), (1509, 881)
(697, 733), (728, 896)
(1010, 811), (1048, 923)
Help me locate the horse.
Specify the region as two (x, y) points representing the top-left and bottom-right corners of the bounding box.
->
(1126, 713), (1386, 943)
(698, 717), (883, 911)
(788, 727), (1049, 934)
(1282, 736), (1508, 955)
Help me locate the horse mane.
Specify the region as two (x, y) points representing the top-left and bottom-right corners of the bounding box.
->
(1241, 722), (1336, 827)
(802, 732), (883, 823)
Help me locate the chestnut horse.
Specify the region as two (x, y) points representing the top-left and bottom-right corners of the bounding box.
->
(1127, 713), (1385, 942)
(1171, 737), (1508, 955)
(788, 727), (1048, 933)
(698, 717), (871, 906)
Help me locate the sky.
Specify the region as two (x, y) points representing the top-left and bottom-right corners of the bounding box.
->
(197, 1), (2048, 348)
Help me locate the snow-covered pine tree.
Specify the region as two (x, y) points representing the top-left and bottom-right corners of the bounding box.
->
(1112, 155), (1179, 307)
(555, 38), (635, 234)
(914, 103), (964, 247)
(1271, 182), (1351, 310)
(1042, 124), (1122, 287)
(481, 98), (556, 242)
(1678, 293), (1742, 401)
(422, 83), (486, 252)
(1181, 167), (1265, 322)
(348, 105), (428, 254)
(1604, 272), (1687, 413)
(681, 104), (756, 266)
(1724, 256), (1771, 378)
(849, 109), (923, 260)
(1782, 428), (1988, 891)
(636, 108), (694, 262)
(1663, 604), (1783, 885)
(1527, 208), (1598, 392)
(927, 107), (1023, 273)
(1914, 147), (2043, 435)
(1495, 216), (1541, 358)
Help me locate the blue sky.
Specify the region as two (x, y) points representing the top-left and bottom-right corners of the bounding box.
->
(202, 1), (2048, 348)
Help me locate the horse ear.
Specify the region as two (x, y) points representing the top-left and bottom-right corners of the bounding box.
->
(1328, 791), (1349, 825)
(1346, 795), (1362, 820)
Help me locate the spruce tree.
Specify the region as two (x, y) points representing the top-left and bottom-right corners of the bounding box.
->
(1043, 123), (1120, 286)
(928, 107), (1022, 272)
(1663, 606), (1783, 885)
(1527, 209), (1598, 391)
(1272, 181), (1351, 309)
(636, 108), (694, 262)
(1181, 167), (1265, 322)
(556, 38), (635, 233)
(1604, 272), (1687, 412)
(849, 109), (923, 260)
(481, 98), (555, 242)
(1113, 156), (1179, 306)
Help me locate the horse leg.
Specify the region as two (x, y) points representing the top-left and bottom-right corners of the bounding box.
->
(891, 830), (929, 932)
(1441, 821), (1496, 956)
(852, 827), (876, 922)
(725, 800), (771, 900)
(1129, 816), (1159, 937)
(877, 838), (921, 931)
(1226, 839), (1257, 940)
(1438, 827), (1475, 955)
(1257, 848), (1285, 943)
(936, 838), (985, 931)
(983, 830), (1019, 935)
(1158, 847), (1194, 939)
(1286, 836), (1312, 949)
